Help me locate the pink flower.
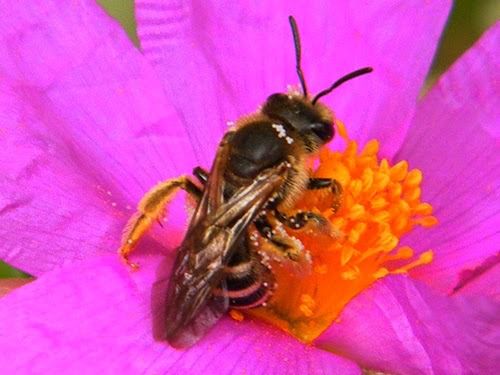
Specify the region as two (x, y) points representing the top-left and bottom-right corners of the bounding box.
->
(0, 1), (498, 374)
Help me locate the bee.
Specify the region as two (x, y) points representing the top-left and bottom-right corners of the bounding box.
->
(119, 16), (372, 348)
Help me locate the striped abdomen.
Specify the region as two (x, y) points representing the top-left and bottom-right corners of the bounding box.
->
(214, 238), (274, 309)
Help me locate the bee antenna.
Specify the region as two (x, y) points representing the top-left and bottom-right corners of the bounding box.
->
(312, 67), (373, 105)
(289, 16), (308, 98)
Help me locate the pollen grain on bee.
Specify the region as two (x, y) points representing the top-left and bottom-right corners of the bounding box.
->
(271, 123), (288, 139)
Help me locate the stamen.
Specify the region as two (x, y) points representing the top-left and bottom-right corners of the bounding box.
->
(373, 267), (389, 279)
(229, 310), (245, 322)
(383, 246), (414, 261)
(249, 119), (437, 343)
(341, 246), (356, 265)
(314, 264), (328, 274)
(392, 250), (434, 274)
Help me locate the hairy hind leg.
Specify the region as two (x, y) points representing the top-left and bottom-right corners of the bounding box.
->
(253, 216), (311, 270)
(119, 176), (202, 269)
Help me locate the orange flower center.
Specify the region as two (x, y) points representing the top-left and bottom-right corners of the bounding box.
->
(247, 120), (437, 342)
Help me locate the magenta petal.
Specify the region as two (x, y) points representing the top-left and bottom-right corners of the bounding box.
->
(396, 23), (500, 294)
(135, 1), (450, 158)
(0, 1), (197, 274)
(0, 255), (360, 374)
(317, 275), (500, 375)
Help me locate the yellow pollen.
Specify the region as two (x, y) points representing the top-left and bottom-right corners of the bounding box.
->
(314, 264), (328, 274)
(249, 119), (437, 343)
(229, 309), (245, 322)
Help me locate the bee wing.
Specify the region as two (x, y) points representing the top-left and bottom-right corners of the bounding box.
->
(165, 159), (289, 348)
(188, 133), (230, 229)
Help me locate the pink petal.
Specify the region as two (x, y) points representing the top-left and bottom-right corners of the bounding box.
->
(0, 1), (196, 274)
(0, 254), (361, 374)
(316, 275), (500, 375)
(396, 22), (500, 294)
(135, 0), (451, 158)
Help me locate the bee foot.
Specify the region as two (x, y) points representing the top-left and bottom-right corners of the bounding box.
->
(119, 251), (140, 271)
(124, 258), (140, 271)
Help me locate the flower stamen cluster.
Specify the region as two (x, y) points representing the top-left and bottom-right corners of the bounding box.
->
(249, 120), (438, 342)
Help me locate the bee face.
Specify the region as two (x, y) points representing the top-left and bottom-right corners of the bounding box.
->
(262, 93), (334, 147)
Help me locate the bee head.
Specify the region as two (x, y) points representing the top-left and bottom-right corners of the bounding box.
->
(272, 16), (372, 150)
(262, 93), (334, 146)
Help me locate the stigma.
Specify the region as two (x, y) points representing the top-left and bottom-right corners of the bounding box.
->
(248, 119), (437, 342)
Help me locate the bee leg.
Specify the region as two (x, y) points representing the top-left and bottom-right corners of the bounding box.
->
(254, 216), (307, 263)
(307, 177), (341, 191)
(193, 166), (209, 185)
(308, 177), (343, 213)
(274, 210), (328, 231)
(119, 176), (202, 269)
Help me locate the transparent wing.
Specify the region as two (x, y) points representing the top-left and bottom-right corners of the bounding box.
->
(164, 150), (289, 348)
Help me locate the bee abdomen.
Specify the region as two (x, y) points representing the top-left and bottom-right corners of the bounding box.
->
(228, 282), (271, 308)
(214, 259), (275, 309)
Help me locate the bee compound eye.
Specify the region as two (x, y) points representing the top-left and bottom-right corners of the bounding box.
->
(262, 93), (292, 119)
(265, 93), (288, 107)
(310, 121), (334, 142)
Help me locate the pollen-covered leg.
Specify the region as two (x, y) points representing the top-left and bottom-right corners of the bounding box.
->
(274, 207), (341, 239)
(253, 216), (311, 272)
(307, 177), (343, 212)
(274, 209), (327, 230)
(119, 176), (202, 269)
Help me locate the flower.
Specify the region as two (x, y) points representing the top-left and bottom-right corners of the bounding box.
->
(0, 1), (499, 374)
